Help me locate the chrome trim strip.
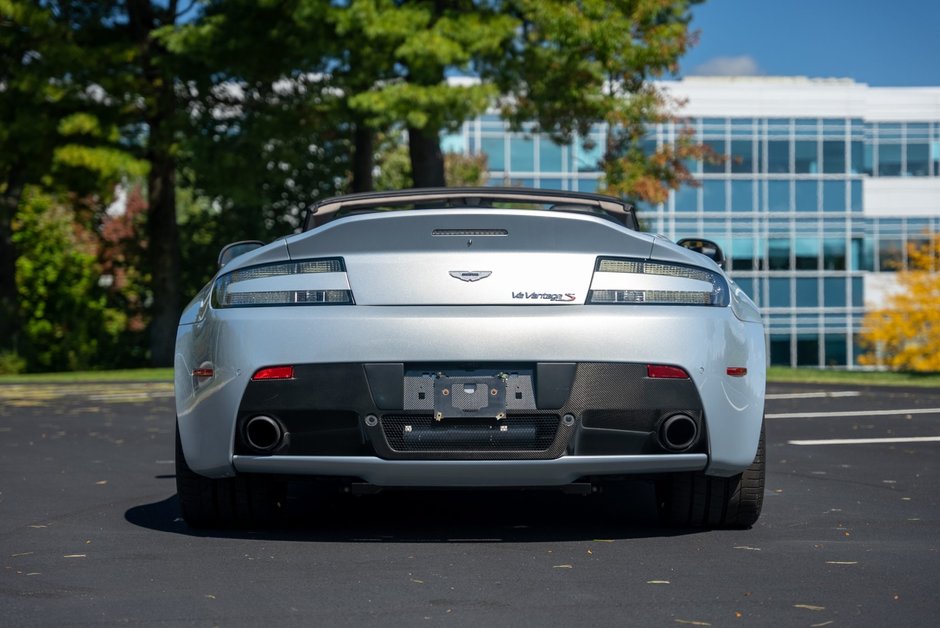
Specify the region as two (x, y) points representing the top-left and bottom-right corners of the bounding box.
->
(232, 454), (708, 486)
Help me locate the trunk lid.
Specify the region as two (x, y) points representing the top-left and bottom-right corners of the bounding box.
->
(285, 209), (655, 306)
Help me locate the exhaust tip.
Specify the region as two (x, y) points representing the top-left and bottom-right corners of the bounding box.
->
(244, 415), (284, 452)
(659, 413), (698, 451)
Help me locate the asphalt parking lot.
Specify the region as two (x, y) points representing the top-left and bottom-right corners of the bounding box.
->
(1, 380), (938, 626)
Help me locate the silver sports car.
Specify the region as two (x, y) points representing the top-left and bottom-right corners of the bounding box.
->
(174, 188), (766, 528)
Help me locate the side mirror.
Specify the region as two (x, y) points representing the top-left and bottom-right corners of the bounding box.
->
(218, 240), (264, 269)
(677, 238), (726, 269)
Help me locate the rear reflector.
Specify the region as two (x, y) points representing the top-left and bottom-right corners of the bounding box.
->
(646, 364), (689, 379)
(726, 367), (748, 377)
(191, 368), (214, 378)
(251, 366), (295, 381)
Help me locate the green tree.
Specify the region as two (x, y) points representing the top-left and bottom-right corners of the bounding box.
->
(117, 0), (199, 366)
(494, 0), (705, 204)
(334, 0), (703, 194)
(0, 1), (147, 361)
(337, 1), (517, 187)
(12, 190), (112, 371)
(374, 139), (489, 191)
(1, 0), (201, 366)
(164, 0), (353, 296)
(0, 0), (83, 350)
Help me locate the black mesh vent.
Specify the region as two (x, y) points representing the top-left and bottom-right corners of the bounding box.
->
(381, 414), (559, 453)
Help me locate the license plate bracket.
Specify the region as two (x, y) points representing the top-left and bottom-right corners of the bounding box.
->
(433, 374), (506, 420)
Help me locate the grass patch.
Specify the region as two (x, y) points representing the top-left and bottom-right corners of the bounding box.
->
(0, 368), (174, 384)
(768, 367), (940, 387)
(3, 366), (939, 388)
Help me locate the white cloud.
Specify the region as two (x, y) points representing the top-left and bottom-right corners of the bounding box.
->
(689, 55), (763, 77)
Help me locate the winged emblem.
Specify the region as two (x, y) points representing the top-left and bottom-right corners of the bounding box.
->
(449, 271), (492, 282)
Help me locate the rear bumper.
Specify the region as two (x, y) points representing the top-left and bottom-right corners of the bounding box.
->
(176, 305), (765, 479)
(232, 453), (708, 487)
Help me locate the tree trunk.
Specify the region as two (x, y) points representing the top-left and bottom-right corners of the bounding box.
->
(127, 0), (182, 367)
(0, 174), (24, 351)
(146, 147), (181, 367)
(145, 64), (181, 367)
(408, 126), (445, 188)
(351, 124), (374, 193)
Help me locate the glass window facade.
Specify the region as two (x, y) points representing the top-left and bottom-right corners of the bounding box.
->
(458, 82), (940, 368)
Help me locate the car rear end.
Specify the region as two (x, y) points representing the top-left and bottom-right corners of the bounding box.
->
(175, 198), (765, 527)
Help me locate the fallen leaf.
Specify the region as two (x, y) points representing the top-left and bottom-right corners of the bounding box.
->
(794, 604), (825, 611)
(647, 580), (670, 584)
(411, 578), (425, 584)
(95, 481), (108, 485)
(587, 549), (593, 555)
(63, 554), (86, 559)
(205, 594), (216, 599)
(553, 564), (573, 569)
(735, 611), (742, 618)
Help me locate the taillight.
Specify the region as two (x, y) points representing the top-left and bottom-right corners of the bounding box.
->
(588, 257), (729, 306)
(213, 258), (353, 307)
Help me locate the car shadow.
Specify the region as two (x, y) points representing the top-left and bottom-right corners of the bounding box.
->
(125, 480), (707, 542)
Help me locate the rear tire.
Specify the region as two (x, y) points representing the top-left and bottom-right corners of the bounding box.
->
(175, 423), (286, 528)
(656, 421), (765, 529)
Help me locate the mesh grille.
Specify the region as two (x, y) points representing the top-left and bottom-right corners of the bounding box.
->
(381, 414), (559, 453)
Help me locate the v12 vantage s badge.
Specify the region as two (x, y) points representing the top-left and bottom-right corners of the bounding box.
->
(512, 291), (576, 302)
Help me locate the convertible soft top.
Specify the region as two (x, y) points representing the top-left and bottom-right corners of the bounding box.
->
(303, 187), (638, 231)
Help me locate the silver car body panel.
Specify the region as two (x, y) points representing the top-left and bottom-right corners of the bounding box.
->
(176, 204), (765, 484)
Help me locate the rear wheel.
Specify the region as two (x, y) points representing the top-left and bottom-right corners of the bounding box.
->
(175, 424), (286, 528)
(656, 421), (765, 529)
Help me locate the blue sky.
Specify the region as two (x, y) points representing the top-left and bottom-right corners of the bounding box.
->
(677, 0), (940, 86)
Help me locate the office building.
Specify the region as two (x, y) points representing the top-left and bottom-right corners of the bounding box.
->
(446, 77), (940, 367)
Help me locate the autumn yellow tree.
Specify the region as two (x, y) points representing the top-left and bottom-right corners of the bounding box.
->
(859, 234), (940, 371)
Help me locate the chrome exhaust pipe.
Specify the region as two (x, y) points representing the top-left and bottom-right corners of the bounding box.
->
(659, 414), (698, 451)
(244, 415), (284, 452)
